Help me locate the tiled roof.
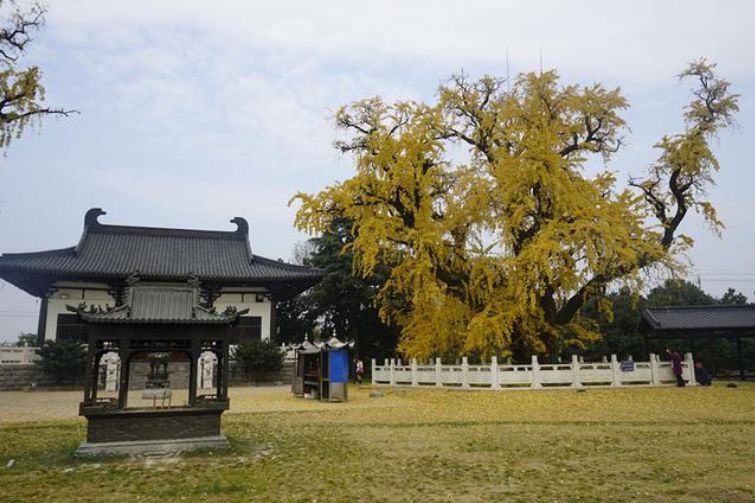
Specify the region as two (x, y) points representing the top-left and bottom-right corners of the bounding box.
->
(70, 285), (247, 324)
(0, 208), (323, 285)
(640, 305), (755, 331)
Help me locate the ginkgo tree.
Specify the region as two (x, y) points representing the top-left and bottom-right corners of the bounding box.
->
(293, 60), (738, 361)
(0, 1), (73, 150)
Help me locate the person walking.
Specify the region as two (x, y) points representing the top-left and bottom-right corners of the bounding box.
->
(667, 348), (685, 387)
(355, 358), (365, 384)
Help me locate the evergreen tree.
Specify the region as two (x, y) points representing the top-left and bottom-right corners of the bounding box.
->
(280, 216), (400, 361)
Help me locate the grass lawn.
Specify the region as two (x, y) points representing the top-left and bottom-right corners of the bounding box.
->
(0, 383), (753, 502)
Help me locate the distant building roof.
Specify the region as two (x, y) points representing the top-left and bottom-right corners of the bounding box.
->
(640, 304), (755, 333)
(0, 208), (323, 297)
(68, 284), (248, 324)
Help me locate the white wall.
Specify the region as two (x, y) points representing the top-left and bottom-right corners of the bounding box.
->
(43, 283), (273, 341)
(214, 290), (272, 341)
(45, 285), (114, 341)
(0, 346), (39, 364)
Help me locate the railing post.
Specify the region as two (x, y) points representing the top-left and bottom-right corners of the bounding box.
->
(685, 352), (696, 386)
(531, 355), (541, 388)
(649, 353), (659, 386)
(461, 357), (469, 389)
(490, 356), (499, 389)
(435, 357), (443, 387)
(389, 358), (396, 386)
(611, 354), (621, 386)
(411, 358), (418, 387)
(571, 354), (581, 388)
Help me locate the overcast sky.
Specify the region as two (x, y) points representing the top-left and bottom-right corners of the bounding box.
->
(0, 0), (754, 341)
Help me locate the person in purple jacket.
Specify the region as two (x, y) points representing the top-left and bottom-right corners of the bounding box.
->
(666, 348), (685, 387)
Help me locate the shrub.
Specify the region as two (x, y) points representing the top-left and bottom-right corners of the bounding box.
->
(35, 340), (87, 385)
(232, 339), (284, 378)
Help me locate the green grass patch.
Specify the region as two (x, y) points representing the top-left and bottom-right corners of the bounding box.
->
(1, 384), (753, 502)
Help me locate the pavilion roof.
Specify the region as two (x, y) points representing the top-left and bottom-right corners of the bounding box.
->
(0, 208), (323, 296)
(640, 304), (755, 333)
(68, 284), (248, 324)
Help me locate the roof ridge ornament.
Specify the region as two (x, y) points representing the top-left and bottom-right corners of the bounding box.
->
(187, 273), (201, 289)
(125, 271), (141, 286)
(230, 217), (248, 236)
(230, 216), (253, 261)
(75, 208), (107, 255)
(84, 208), (106, 228)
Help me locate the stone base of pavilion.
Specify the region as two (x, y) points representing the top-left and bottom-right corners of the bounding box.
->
(74, 404), (230, 457)
(75, 435), (229, 457)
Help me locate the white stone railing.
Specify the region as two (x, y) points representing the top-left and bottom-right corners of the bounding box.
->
(0, 345), (39, 365)
(371, 353), (696, 389)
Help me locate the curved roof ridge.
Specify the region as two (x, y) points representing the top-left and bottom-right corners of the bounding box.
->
(251, 254), (325, 274)
(644, 303), (754, 310)
(85, 207), (249, 241)
(1, 246), (76, 259)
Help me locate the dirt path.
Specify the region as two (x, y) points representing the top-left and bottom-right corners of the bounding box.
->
(0, 385), (396, 422)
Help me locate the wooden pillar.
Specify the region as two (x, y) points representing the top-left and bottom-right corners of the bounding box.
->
(737, 336), (744, 381)
(83, 333), (96, 403)
(36, 296), (48, 346)
(89, 353), (102, 403)
(269, 293), (277, 343)
(188, 344), (198, 407)
(117, 347), (130, 409)
(222, 338), (230, 399)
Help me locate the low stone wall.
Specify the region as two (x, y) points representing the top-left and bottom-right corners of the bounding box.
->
(228, 361), (293, 386)
(0, 361), (294, 392)
(0, 364), (57, 391)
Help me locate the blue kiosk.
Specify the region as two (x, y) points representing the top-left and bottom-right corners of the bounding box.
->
(291, 337), (352, 402)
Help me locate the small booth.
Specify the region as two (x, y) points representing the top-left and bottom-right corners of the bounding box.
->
(291, 337), (352, 402)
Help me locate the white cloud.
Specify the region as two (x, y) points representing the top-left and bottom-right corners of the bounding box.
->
(49, 0), (755, 84)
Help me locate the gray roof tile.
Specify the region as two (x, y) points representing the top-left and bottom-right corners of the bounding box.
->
(640, 305), (755, 331)
(71, 285), (247, 324)
(0, 208), (323, 285)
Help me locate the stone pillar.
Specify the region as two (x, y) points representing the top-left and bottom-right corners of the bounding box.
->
(610, 354), (621, 387)
(461, 357), (469, 389)
(435, 357), (442, 387)
(371, 358), (376, 379)
(105, 354), (119, 392)
(571, 354), (581, 388)
(410, 358), (418, 387)
(649, 353), (659, 386)
(389, 358), (396, 386)
(490, 356), (499, 389)
(531, 355), (541, 388)
(685, 352), (696, 386)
